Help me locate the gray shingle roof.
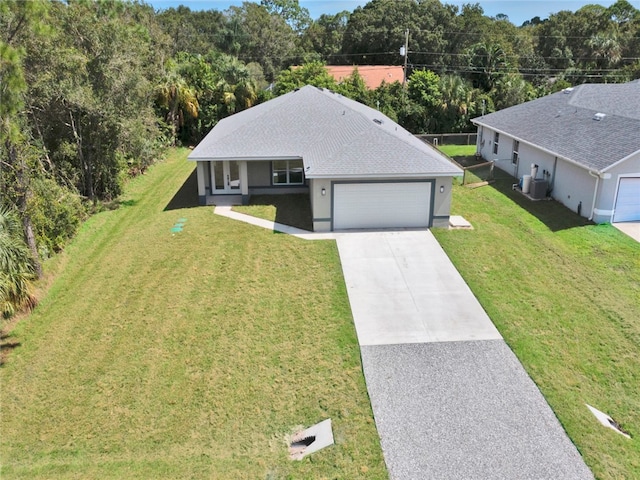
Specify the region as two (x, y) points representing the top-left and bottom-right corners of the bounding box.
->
(188, 85), (461, 178)
(472, 80), (640, 172)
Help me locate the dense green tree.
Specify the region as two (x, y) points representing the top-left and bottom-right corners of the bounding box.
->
(300, 11), (350, 63)
(23, 0), (166, 201)
(335, 67), (371, 104)
(156, 6), (227, 56)
(273, 60), (338, 94)
(261, 0), (311, 33)
(370, 80), (405, 122)
(401, 69), (442, 133)
(228, 2), (298, 81)
(341, 0), (456, 69)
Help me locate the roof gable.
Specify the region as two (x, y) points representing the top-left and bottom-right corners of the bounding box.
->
(189, 86), (461, 178)
(472, 81), (640, 172)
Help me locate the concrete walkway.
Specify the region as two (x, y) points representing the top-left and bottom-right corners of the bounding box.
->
(337, 231), (594, 480)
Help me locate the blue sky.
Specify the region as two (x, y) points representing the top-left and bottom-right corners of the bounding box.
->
(147, 0), (627, 26)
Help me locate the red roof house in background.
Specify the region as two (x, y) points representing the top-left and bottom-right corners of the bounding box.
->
(325, 65), (404, 89)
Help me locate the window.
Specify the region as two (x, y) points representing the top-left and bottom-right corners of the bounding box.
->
(272, 159), (304, 185)
(493, 132), (499, 155)
(512, 140), (519, 165)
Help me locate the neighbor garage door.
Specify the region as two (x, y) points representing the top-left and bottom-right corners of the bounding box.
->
(333, 182), (431, 230)
(613, 177), (640, 223)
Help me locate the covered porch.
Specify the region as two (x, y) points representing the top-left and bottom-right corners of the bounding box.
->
(195, 158), (308, 207)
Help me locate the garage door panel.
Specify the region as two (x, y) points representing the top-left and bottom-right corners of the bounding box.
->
(613, 177), (640, 223)
(333, 182), (431, 230)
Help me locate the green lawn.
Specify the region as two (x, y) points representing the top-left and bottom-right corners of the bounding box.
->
(234, 194), (313, 231)
(0, 149), (386, 479)
(432, 178), (640, 480)
(437, 144), (477, 157)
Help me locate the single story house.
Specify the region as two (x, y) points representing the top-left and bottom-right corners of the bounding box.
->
(472, 80), (640, 223)
(188, 85), (462, 232)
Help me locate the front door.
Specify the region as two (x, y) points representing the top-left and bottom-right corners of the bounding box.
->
(211, 161), (241, 193)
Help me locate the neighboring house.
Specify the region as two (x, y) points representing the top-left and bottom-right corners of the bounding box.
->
(472, 80), (640, 223)
(188, 85), (462, 232)
(324, 65), (405, 89)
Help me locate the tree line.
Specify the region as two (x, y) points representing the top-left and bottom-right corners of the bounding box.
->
(1, 0), (639, 317)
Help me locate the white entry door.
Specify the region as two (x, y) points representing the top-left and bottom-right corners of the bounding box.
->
(333, 182), (432, 230)
(613, 177), (640, 223)
(211, 161), (241, 193)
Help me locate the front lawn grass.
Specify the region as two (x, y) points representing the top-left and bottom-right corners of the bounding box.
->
(0, 149), (386, 479)
(234, 194), (313, 231)
(432, 178), (640, 480)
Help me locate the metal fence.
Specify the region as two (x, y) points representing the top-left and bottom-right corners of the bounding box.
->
(416, 133), (477, 146)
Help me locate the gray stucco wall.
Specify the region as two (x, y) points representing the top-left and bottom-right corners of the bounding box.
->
(247, 161), (271, 187)
(310, 177), (455, 232)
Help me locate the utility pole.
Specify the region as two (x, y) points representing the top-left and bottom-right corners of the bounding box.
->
(402, 29), (409, 86)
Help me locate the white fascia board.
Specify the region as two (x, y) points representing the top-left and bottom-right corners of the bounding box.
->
(306, 171), (462, 179)
(187, 155), (303, 162)
(602, 148), (640, 173)
(472, 121), (606, 175)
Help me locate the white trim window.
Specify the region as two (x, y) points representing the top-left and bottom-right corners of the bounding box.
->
(493, 132), (499, 155)
(512, 140), (519, 165)
(272, 159), (304, 185)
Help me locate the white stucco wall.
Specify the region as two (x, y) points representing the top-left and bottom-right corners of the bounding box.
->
(552, 160), (596, 217)
(476, 126), (640, 223)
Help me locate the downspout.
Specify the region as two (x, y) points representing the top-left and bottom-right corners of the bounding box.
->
(588, 170), (600, 221)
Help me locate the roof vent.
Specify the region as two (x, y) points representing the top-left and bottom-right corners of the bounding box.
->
(593, 113), (606, 121)
(373, 118), (383, 125)
(563, 87), (574, 94)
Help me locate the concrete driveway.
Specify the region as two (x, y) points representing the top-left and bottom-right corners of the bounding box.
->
(613, 221), (640, 243)
(336, 231), (594, 480)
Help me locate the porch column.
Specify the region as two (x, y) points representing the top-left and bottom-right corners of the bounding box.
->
(196, 162), (207, 205)
(239, 160), (249, 205)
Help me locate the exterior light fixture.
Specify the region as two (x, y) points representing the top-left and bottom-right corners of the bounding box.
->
(321, 187), (326, 196)
(440, 186), (445, 193)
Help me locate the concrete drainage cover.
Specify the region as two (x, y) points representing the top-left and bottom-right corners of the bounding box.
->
(586, 404), (631, 438)
(288, 419), (334, 460)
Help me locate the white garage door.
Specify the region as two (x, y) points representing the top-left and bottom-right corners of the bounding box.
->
(613, 177), (640, 223)
(333, 182), (431, 230)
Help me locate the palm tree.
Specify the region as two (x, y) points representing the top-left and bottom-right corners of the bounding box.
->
(439, 75), (475, 132)
(156, 67), (199, 146)
(215, 55), (259, 117)
(588, 31), (622, 70)
(0, 204), (37, 318)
